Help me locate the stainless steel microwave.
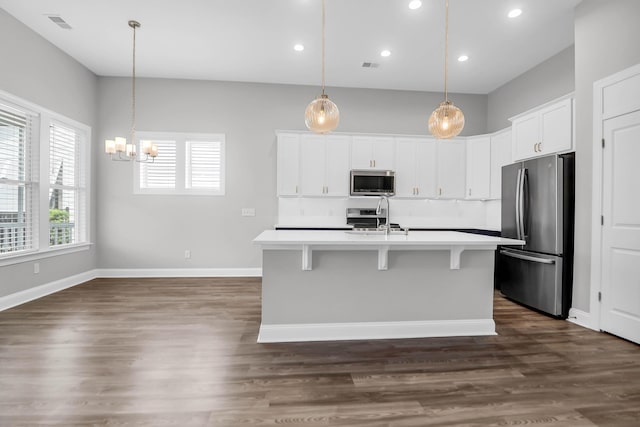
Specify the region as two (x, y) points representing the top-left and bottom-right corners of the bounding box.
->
(350, 170), (395, 196)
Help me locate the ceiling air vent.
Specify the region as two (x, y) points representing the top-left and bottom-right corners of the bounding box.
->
(47, 15), (72, 30)
(361, 62), (380, 68)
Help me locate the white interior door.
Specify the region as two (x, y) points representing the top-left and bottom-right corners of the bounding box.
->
(601, 110), (640, 344)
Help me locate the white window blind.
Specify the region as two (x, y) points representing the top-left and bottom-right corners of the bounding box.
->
(49, 121), (87, 247)
(139, 139), (176, 189)
(135, 132), (225, 195)
(0, 103), (37, 255)
(186, 140), (223, 192)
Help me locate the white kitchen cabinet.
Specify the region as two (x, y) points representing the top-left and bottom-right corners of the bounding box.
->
(351, 136), (395, 170)
(437, 139), (466, 199)
(276, 132), (300, 196)
(465, 135), (491, 200)
(511, 97), (573, 161)
(490, 128), (512, 199)
(395, 137), (437, 198)
(299, 134), (350, 196)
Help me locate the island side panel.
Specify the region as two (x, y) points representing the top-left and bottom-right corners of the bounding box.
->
(261, 249), (495, 325)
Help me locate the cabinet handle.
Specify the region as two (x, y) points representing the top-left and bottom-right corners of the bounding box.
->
(369, 160), (373, 168)
(295, 185), (298, 194)
(439, 188), (442, 196)
(538, 142), (542, 152)
(373, 159), (376, 168)
(468, 188), (472, 196)
(416, 187), (419, 195)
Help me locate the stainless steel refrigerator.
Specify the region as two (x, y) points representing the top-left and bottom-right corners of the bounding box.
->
(496, 153), (575, 318)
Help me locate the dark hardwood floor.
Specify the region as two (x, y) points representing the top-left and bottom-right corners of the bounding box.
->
(0, 277), (638, 426)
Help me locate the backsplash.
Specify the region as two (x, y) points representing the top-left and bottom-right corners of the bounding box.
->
(278, 197), (500, 230)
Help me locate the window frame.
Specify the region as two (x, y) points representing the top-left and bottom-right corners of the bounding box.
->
(133, 131), (226, 196)
(0, 90), (91, 266)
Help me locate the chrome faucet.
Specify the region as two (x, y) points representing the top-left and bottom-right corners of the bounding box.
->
(376, 195), (390, 235)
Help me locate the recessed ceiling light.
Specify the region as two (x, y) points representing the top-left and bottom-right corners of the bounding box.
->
(458, 55), (469, 62)
(293, 44), (304, 52)
(508, 9), (522, 18)
(408, 1), (422, 10)
(380, 50), (391, 57)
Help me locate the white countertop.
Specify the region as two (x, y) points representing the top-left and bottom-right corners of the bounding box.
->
(254, 229), (523, 247)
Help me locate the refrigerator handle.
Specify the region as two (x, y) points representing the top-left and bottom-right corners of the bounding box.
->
(515, 168), (522, 240)
(500, 249), (555, 264)
(521, 168), (528, 239)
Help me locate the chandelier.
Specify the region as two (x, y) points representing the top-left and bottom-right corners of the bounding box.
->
(105, 20), (158, 161)
(428, 0), (465, 139)
(304, 0), (339, 134)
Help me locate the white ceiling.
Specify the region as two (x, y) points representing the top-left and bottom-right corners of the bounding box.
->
(0, 0), (581, 94)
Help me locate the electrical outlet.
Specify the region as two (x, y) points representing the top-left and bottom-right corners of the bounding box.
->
(33, 262), (40, 274)
(241, 208), (256, 217)
(184, 250), (191, 259)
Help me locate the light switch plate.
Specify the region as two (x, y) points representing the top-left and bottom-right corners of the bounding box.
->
(241, 208), (256, 217)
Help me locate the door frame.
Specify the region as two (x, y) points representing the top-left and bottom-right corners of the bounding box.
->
(590, 62), (640, 331)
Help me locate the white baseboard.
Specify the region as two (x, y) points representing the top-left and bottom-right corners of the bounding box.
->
(0, 269), (98, 312)
(257, 319), (496, 343)
(567, 308), (599, 331)
(95, 268), (262, 278)
(0, 268), (262, 312)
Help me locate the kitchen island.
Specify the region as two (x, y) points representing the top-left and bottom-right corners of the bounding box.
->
(253, 230), (524, 343)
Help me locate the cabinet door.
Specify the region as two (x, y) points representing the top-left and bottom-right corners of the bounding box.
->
(415, 138), (437, 198)
(277, 133), (300, 196)
(466, 136), (491, 199)
(512, 114), (540, 161)
(437, 139), (466, 199)
(539, 98), (572, 155)
(395, 138), (418, 197)
(351, 136), (373, 169)
(371, 137), (395, 170)
(490, 129), (512, 199)
(324, 135), (351, 196)
(299, 134), (326, 196)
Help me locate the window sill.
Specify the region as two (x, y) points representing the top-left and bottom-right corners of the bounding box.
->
(0, 243), (93, 267)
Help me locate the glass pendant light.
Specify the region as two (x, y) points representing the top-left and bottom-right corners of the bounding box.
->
(305, 0), (339, 134)
(429, 0), (465, 139)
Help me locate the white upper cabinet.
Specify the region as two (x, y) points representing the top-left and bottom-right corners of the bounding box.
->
(437, 139), (466, 199)
(511, 96), (573, 161)
(299, 134), (350, 196)
(276, 132), (300, 196)
(465, 136), (491, 200)
(489, 129), (512, 199)
(351, 136), (395, 170)
(395, 137), (437, 198)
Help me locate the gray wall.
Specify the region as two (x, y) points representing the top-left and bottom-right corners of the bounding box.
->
(487, 45), (575, 132)
(0, 10), (98, 298)
(96, 77), (487, 269)
(572, 0), (640, 311)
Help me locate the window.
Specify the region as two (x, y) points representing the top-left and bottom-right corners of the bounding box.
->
(0, 91), (90, 263)
(0, 102), (37, 255)
(135, 132), (225, 195)
(49, 121), (87, 247)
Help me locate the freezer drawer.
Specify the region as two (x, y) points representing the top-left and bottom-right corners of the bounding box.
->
(497, 248), (565, 317)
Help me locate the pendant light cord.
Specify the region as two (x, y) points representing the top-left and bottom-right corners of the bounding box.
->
(321, 0), (326, 96)
(444, 0), (449, 102)
(131, 22), (137, 145)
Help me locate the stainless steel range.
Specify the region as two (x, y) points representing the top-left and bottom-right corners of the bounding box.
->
(346, 207), (401, 231)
